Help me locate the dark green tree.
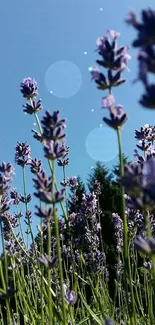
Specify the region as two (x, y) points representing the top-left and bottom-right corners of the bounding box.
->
(86, 157), (131, 299)
(67, 175), (86, 214)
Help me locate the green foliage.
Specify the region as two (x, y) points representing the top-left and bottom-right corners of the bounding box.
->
(68, 175), (87, 214)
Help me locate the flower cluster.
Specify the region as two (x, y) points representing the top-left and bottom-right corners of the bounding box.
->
(126, 9), (155, 108)
(90, 30), (130, 130)
(91, 29), (131, 90)
(112, 213), (123, 253)
(15, 142), (31, 167)
(33, 169), (65, 204)
(57, 141), (70, 167)
(20, 77), (43, 114)
(102, 94), (128, 130)
(0, 163), (14, 213)
(134, 124), (155, 165)
(118, 158), (155, 211)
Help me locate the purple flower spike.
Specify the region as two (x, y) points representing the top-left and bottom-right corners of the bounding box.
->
(90, 66), (108, 90)
(30, 158), (42, 175)
(44, 141), (67, 160)
(126, 9), (155, 47)
(105, 318), (115, 325)
(108, 29), (121, 40)
(23, 99), (42, 115)
(35, 205), (56, 218)
(134, 236), (155, 254)
(139, 84), (155, 109)
(20, 77), (38, 100)
(102, 94), (115, 108)
(115, 104), (124, 115)
(108, 70), (126, 87)
(96, 36), (108, 51)
(41, 110), (66, 142)
(65, 290), (77, 305)
(125, 9), (138, 27)
(0, 162), (14, 176)
(15, 142), (31, 167)
(90, 66), (100, 81)
(38, 254), (57, 269)
(103, 112), (128, 130)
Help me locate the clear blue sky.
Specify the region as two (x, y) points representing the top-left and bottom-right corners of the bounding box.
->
(1, 0), (155, 237)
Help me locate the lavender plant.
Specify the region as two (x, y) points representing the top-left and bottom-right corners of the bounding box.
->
(1, 6), (155, 325)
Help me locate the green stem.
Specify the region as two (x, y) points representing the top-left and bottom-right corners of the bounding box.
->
(22, 167), (37, 257)
(47, 186), (53, 324)
(116, 127), (135, 324)
(7, 220), (56, 297)
(53, 204), (67, 324)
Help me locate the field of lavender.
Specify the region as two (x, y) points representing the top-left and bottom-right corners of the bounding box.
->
(1, 7), (155, 325)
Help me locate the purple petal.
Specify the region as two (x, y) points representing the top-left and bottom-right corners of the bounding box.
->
(102, 94), (115, 108)
(108, 29), (120, 40)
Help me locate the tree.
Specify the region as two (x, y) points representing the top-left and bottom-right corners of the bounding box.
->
(67, 175), (87, 214)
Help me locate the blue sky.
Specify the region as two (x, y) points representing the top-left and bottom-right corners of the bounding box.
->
(1, 0), (155, 239)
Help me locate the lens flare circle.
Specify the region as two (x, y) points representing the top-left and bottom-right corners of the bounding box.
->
(45, 60), (82, 98)
(85, 127), (118, 162)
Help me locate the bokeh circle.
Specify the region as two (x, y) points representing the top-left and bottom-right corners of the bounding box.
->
(45, 60), (82, 98)
(85, 127), (118, 162)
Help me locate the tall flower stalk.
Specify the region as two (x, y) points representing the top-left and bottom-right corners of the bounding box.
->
(90, 29), (136, 323)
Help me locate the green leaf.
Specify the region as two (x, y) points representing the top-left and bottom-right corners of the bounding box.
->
(78, 291), (102, 325)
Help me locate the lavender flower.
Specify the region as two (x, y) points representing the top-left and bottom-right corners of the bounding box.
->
(112, 213), (123, 252)
(126, 9), (155, 47)
(134, 236), (155, 254)
(44, 141), (67, 160)
(30, 158), (42, 175)
(24, 210), (33, 226)
(57, 141), (70, 166)
(143, 261), (152, 270)
(136, 139), (151, 152)
(134, 47), (155, 86)
(33, 169), (52, 193)
(32, 129), (44, 143)
(0, 162), (14, 175)
(107, 69), (126, 88)
(20, 77), (38, 100)
(19, 194), (32, 203)
(118, 162), (143, 196)
(91, 29), (130, 96)
(10, 187), (20, 205)
(0, 173), (13, 195)
(139, 84), (155, 109)
(35, 206), (56, 218)
(23, 99), (42, 115)
(33, 169), (65, 204)
(15, 142), (31, 167)
(105, 318), (115, 325)
(65, 290), (77, 305)
(125, 9), (138, 28)
(96, 30), (131, 71)
(102, 94), (115, 108)
(91, 67), (125, 90)
(90, 66), (108, 90)
(102, 95), (128, 129)
(67, 176), (79, 189)
(103, 109), (128, 130)
(93, 180), (101, 196)
(41, 110), (66, 142)
(38, 254), (57, 269)
(135, 124), (153, 141)
(81, 192), (98, 213)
